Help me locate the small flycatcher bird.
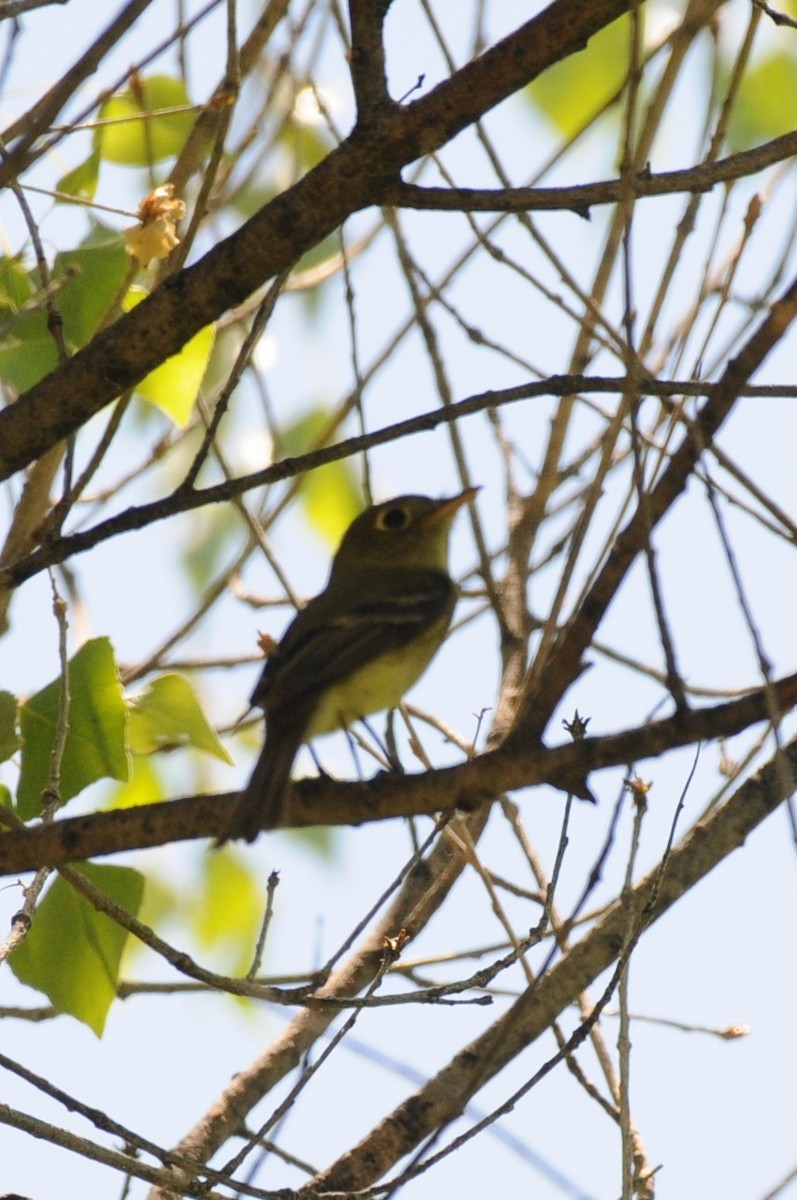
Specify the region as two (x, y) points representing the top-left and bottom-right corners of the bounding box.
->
(223, 488), (478, 842)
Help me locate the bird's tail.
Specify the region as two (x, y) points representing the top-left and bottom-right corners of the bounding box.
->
(217, 730), (300, 845)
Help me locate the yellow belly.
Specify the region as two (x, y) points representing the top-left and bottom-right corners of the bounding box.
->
(305, 618), (449, 738)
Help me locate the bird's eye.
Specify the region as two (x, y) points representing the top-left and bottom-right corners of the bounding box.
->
(378, 506), (410, 531)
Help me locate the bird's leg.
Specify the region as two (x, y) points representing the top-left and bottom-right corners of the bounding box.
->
(384, 710), (405, 773)
(344, 726), (365, 780)
(309, 744), (334, 780)
(362, 711), (404, 774)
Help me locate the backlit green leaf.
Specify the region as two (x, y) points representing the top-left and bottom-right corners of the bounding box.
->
(123, 285), (214, 426)
(0, 319), (58, 393)
(136, 321), (215, 427)
(128, 673), (233, 765)
(10, 863), (145, 1036)
(0, 256), (34, 310)
(56, 150), (101, 201)
(276, 118), (332, 177)
(54, 232), (130, 347)
(527, 13), (633, 139)
(0, 230), (129, 393)
(727, 52), (797, 150)
(0, 258), (56, 392)
(106, 754), (166, 809)
(193, 850), (265, 972)
(183, 503), (240, 590)
(99, 75), (194, 166)
(281, 408), (362, 547)
(17, 637), (128, 819)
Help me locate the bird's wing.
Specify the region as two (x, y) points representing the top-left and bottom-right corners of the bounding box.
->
(250, 570), (455, 713)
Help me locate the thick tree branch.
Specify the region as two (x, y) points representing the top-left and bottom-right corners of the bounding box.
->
(0, 0), (632, 480)
(2, 671), (796, 875)
(347, 0), (393, 121)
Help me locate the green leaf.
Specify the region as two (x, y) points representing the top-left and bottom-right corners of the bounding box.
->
(136, 321), (215, 427)
(10, 863), (145, 1036)
(134, 869), (179, 939)
(726, 52), (797, 150)
(127, 674), (233, 764)
(0, 691), (19, 762)
(122, 284), (214, 426)
(0, 256), (35, 311)
(105, 755), (166, 810)
(54, 231), (130, 346)
(526, 13), (633, 139)
(98, 75), (194, 166)
(183, 503), (241, 590)
(0, 258), (56, 392)
(17, 638), (128, 819)
(0, 318), (59, 393)
(301, 459), (361, 546)
(0, 230), (130, 393)
(193, 850), (265, 972)
(280, 408), (362, 547)
(276, 117), (332, 177)
(56, 149), (101, 201)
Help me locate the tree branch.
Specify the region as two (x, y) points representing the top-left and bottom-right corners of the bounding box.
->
(384, 129), (797, 213)
(0, 0), (157, 173)
(514, 268), (797, 740)
(8, 372), (796, 593)
(347, 0), (393, 121)
(2, 670), (796, 875)
(0, 0), (632, 480)
(311, 736), (797, 1192)
(147, 811), (494, 1197)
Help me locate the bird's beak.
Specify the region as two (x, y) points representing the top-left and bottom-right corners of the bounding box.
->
(425, 486), (480, 526)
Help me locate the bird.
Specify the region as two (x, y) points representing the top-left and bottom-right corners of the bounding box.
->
(221, 488), (478, 842)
